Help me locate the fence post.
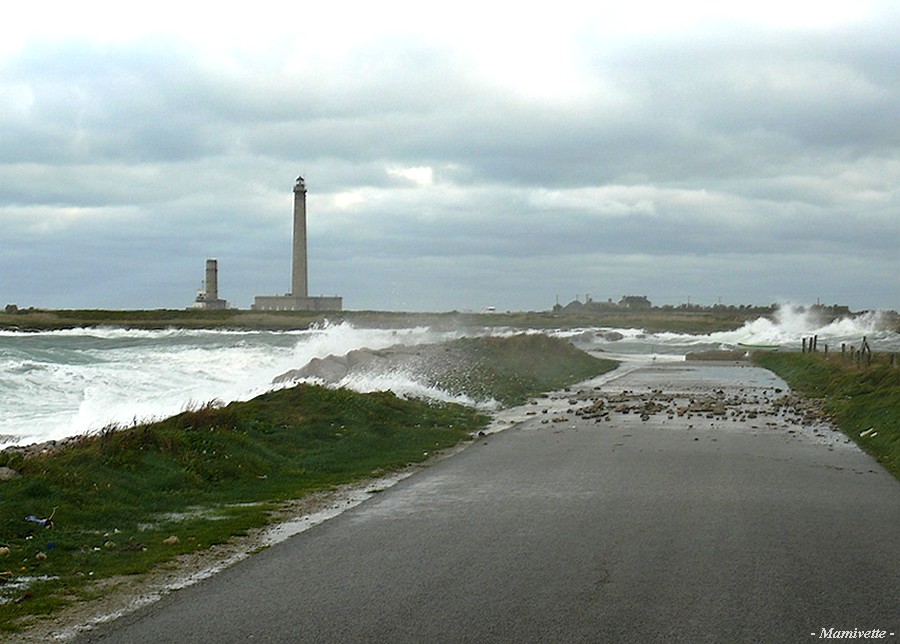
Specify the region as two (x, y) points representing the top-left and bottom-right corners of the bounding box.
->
(861, 336), (872, 367)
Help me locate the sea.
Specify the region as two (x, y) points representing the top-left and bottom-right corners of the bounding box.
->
(2, 309), (897, 449)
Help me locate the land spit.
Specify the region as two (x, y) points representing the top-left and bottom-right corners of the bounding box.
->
(13, 358), (885, 642)
(69, 360), (897, 643)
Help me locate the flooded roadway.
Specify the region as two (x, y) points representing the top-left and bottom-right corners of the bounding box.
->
(76, 361), (899, 643)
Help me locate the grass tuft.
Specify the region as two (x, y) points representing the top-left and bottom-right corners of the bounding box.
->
(753, 352), (900, 479)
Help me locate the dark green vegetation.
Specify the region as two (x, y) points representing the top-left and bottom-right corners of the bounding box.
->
(0, 308), (302, 331)
(356, 333), (618, 407)
(0, 307), (770, 334)
(753, 352), (900, 480)
(0, 334), (616, 633)
(422, 334), (619, 407)
(0, 388), (482, 632)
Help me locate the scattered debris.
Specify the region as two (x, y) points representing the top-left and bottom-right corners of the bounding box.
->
(25, 507), (57, 530)
(560, 383), (839, 443)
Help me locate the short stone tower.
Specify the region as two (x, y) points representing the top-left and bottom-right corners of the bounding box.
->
(191, 259), (228, 309)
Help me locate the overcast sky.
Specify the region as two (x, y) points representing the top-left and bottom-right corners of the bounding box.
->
(1, 1), (898, 313)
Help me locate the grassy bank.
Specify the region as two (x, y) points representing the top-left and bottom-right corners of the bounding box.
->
(354, 333), (620, 407)
(0, 386), (483, 632)
(0, 335), (616, 633)
(753, 352), (900, 480)
(444, 334), (619, 405)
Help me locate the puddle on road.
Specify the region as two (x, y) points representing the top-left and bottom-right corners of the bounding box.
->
(259, 471), (414, 546)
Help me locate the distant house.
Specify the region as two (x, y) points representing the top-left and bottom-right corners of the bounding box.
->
(555, 296), (622, 314)
(584, 297), (618, 312)
(618, 295), (652, 309)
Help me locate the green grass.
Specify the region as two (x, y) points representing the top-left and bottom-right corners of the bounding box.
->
(433, 334), (619, 406)
(753, 352), (900, 480)
(0, 334), (616, 633)
(0, 386), (483, 631)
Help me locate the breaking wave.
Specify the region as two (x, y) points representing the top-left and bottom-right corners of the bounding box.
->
(1, 310), (896, 448)
(565, 307), (899, 356)
(0, 322), (466, 448)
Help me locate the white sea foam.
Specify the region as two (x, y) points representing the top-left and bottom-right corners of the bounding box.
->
(1, 312), (896, 448)
(565, 307), (899, 355)
(0, 322), (476, 447)
(336, 369), (493, 409)
(706, 307), (896, 349)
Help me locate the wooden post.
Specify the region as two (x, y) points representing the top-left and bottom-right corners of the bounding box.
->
(813, 335), (818, 352)
(860, 336), (872, 367)
(802, 338), (807, 353)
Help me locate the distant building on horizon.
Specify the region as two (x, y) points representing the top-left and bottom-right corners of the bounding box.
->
(252, 176), (342, 312)
(618, 295), (652, 309)
(190, 259), (228, 310)
(553, 294), (651, 314)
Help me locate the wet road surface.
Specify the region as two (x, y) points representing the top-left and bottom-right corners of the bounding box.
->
(76, 362), (899, 643)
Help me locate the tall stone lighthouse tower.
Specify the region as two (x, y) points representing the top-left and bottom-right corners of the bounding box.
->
(252, 175), (342, 311)
(291, 175), (308, 298)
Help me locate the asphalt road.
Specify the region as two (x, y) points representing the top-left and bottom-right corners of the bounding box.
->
(76, 362), (899, 643)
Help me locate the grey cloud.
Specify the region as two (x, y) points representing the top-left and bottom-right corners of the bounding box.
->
(1, 42), (233, 165)
(1, 15), (898, 312)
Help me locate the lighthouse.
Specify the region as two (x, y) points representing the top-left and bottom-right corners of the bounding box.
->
(291, 175), (308, 298)
(252, 175), (342, 311)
